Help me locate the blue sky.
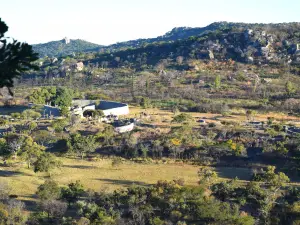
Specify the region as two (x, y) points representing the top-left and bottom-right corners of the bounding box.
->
(0, 0), (299, 45)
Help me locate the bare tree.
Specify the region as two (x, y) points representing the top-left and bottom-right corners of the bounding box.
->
(176, 56), (184, 65)
(41, 200), (67, 219)
(7, 199), (27, 225)
(0, 181), (10, 201)
(8, 138), (22, 159)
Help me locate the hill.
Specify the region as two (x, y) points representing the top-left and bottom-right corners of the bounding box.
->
(33, 22), (300, 62)
(90, 22), (300, 68)
(32, 38), (102, 57)
(101, 22), (234, 52)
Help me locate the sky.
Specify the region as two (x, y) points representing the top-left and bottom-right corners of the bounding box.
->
(0, 0), (299, 45)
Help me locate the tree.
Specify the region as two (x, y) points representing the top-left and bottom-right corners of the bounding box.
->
(28, 87), (56, 105)
(33, 152), (62, 175)
(198, 167), (218, 186)
(51, 118), (69, 133)
(77, 217), (91, 225)
(21, 109), (41, 120)
(61, 180), (84, 206)
(28, 121), (37, 132)
(176, 56), (184, 65)
(285, 81), (296, 97)
(54, 87), (73, 107)
(68, 133), (97, 159)
(7, 136), (22, 159)
(0, 181), (10, 201)
(32, 130), (53, 146)
(0, 138), (9, 158)
(0, 203), (8, 224)
(97, 126), (115, 146)
(260, 166), (290, 189)
(41, 200), (67, 219)
(211, 179), (237, 201)
(20, 136), (45, 168)
(226, 140), (246, 156)
(0, 18), (38, 95)
(36, 179), (61, 201)
(171, 105), (180, 115)
(10, 112), (21, 120)
(214, 75), (221, 90)
(60, 106), (69, 117)
(6, 199), (27, 225)
(275, 141), (289, 156)
(246, 110), (256, 121)
(249, 166), (290, 223)
(0, 118), (8, 126)
(140, 97), (151, 108)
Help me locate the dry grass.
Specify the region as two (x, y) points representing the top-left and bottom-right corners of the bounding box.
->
(129, 106), (300, 126)
(0, 158), (200, 202)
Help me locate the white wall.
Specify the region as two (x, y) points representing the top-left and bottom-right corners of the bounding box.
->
(102, 105), (129, 116)
(114, 123), (134, 133)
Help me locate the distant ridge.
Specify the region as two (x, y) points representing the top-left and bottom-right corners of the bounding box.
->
(33, 21), (300, 58)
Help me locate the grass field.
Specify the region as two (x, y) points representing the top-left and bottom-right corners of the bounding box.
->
(0, 157), (255, 207)
(0, 158), (199, 203)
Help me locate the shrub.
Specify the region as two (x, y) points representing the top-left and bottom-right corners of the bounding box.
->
(172, 113), (193, 123)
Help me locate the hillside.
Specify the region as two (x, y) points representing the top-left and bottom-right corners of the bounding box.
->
(90, 22), (300, 68)
(101, 22), (234, 52)
(32, 38), (102, 57)
(33, 22), (300, 62)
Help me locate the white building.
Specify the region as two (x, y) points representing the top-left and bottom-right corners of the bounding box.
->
(71, 100), (129, 118)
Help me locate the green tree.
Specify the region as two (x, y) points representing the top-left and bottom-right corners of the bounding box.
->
(214, 74), (221, 90)
(10, 112), (21, 120)
(275, 141), (289, 156)
(61, 180), (84, 206)
(33, 152), (62, 175)
(28, 121), (37, 132)
(285, 81), (296, 97)
(32, 130), (53, 146)
(0, 138), (9, 158)
(68, 133), (97, 159)
(97, 126), (115, 146)
(198, 167), (218, 186)
(140, 97), (151, 108)
(60, 106), (70, 117)
(20, 136), (45, 168)
(21, 109), (41, 120)
(0, 118), (8, 126)
(211, 179), (238, 201)
(51, 118), (69, 133)
(36, 179), (61, 201)
(0, 18), (38, 95)
(28, 88), (56, 105)
(54, 87), (74, 107)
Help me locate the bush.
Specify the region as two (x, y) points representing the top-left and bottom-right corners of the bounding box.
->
(0, 118), (8, 126)
(172, 113), (193, 123)
(21, 109), (41, 120)
(10, 113), (21, 119)
(208, 122), (216, 128)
